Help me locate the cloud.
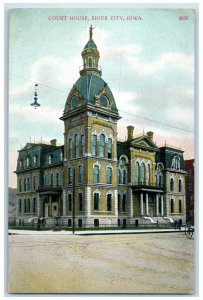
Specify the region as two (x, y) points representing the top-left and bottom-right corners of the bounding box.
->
(125, 52), (194, 77)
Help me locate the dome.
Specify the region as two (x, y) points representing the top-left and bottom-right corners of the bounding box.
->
(65, 74), (118, 114)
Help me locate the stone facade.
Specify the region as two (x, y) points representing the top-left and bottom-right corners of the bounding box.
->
(15, 28), (186, 228)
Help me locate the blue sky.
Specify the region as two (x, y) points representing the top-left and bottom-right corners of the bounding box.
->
(9, 8), (195, 187)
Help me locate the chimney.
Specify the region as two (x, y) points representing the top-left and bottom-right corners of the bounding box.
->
(146, 131), (154, 141)
(50, 139), (57, 146)
(127, 126), (134, 141)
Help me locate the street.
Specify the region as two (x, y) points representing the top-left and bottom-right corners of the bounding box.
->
(8, 232), (195, 294)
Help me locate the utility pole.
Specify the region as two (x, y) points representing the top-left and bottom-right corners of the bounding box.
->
(72, 169), (75, 234)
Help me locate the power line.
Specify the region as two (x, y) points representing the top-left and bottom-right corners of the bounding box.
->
(9, 72), (194, 133)
(119, 110), (194, 133)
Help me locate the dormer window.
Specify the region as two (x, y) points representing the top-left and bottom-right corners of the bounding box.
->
(59, 151), (63, 162)
(100, 95), (108, 108)
(33, 155), (37, 165)
(71, 96), (78, 109)
(26, 157), (29, 167)
(19, 160), (23, 168)
(48, 155), (52, 165)
(172, 156), (180, 170)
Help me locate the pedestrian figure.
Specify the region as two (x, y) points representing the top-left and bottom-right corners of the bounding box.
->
(174, 220), (177, 230)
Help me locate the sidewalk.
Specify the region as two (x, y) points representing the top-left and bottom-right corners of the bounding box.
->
(8, 228), (186, 235)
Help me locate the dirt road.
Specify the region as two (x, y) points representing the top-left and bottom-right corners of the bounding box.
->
(8, 232), (194, 294)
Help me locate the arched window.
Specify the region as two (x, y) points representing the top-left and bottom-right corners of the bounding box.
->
(93, 165), (99, 183)
(48, 155), (52, 165)
(122, 169), (127, 184)
(92, 134), (97, 156)
(170, 178), (174, 191)
(81, 135), (85, 156)
(178, 179), (182, 192)
(33, 155), (37, 165)
(59, 151), (63, 162)
(45, 174), (49, 186)
(26, 157), (30, 167)
(106, 167), (112, 184)
(24, 178), (26, 191)
(68, 168), (73, 185)
(94, 193), (100, 211)
(135, 162), (139, 184)
(69, 138), (73, 159)
(171, 199), (174, 213)
(158, 174), (163, 187)
(75, 134), (79, 158)
(107, 138), (112, 158)
(51, 174), (54, 186)
(56, 173), (60, 186)
(140, 162), (145, 184)
(78, 165), (83, 184)
(146, 164), (150, 185)
(179, 199), (182, 213)
(19, 160), (23, 168)
(27, 177), (30, 191)
(88, 57), (92, 67)
(117, 169), (122, 184)
(100, 134), (105, 157)
(122, 194), (126, 212)
(172, 156), (180, 170)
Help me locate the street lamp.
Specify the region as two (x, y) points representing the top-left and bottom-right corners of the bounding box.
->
(31, 84), (41, 109)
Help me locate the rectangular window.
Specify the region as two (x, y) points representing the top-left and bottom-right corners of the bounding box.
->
(19, 179), (22, 192)
(118, 194), (121, 212)
(68, 194), (72, 211)
(27, 177), (30, 191)
(78, 166), (83, 184)
(94, 193), (99, 211)
(75, 135), (79, 158)
(122, 170), (126, 184)
(107, 138), (112, 159)
(93, 165), (99, 184)
(122, 194), (126, 212)
(27, 199), (30, 213)
(68, 168), (73, 185)
(33, 176), (37, 190)
(81, 135), (85, 156)
(24, 178), (26, 191)
(92, 135), (97, 156)
(24, 199), (26, 213)
(56, 173), (60, 186)
(69, 139), (73, 159)
(33, 198), (36, 213)
(19, 199), (22, 213)
(107, 194), (112, 211)
(78, 193), (83, 212)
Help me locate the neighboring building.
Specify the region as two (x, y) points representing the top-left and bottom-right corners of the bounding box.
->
(156, 147), (186, 224)
(15, 27), (186, 227)
(185, 159), (194, 225)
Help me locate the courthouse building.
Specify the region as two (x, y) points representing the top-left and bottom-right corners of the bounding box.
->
(15, 27), (187, 227)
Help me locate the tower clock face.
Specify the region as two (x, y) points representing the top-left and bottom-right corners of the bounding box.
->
(100, 95), (108, 107)
(71, 96), (78, 108)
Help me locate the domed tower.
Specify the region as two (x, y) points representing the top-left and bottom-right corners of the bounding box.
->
(60, 26), (121, 228)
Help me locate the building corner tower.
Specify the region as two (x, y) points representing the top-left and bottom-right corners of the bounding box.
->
(60, 26), (121, 228)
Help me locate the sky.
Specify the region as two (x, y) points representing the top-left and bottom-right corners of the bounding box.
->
(8, 7), (195, 187)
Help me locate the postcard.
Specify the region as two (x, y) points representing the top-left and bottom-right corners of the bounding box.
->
(8, 5), (196, 295)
